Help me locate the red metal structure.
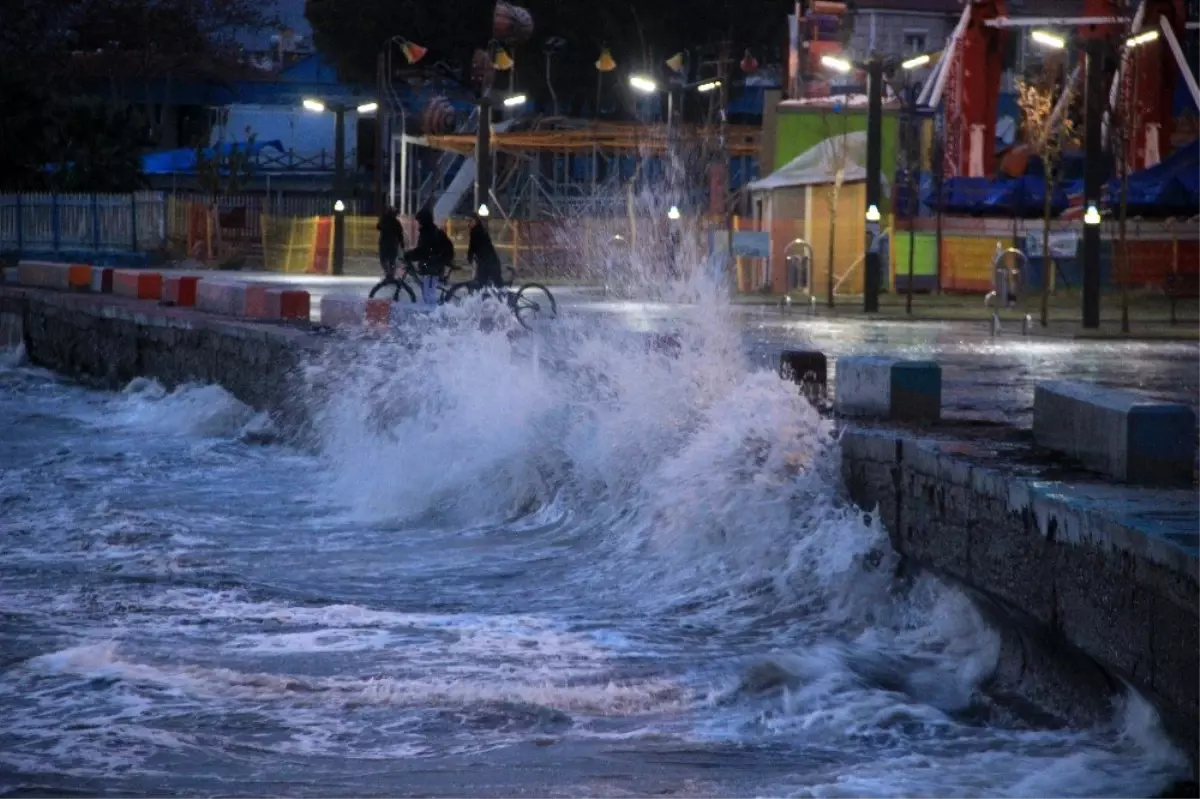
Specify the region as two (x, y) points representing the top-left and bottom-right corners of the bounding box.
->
(1120, 0), (1187, 168)
(935, 0), (1191, 177)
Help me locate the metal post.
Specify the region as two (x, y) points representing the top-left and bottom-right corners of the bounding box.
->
(1082, 39), (1104, 328)
(334, 104), (346, 201)
(475, 96), (493, 218)
(333, 204), (345, 276)
(130, 193), (138, 253)
(864, 55), (883, 313)
(667, 89), (674, 140)
(15, 194), (22, 253)
(374, 52), (385, 213)
(389, 132), (398, 210)
(719, 42), (733, 283)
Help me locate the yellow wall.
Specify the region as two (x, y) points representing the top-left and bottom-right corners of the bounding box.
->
(805, 181), (866, 295)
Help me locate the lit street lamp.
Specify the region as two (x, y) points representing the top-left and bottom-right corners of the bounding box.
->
(1027, 25), (1104, 327)
(818, 51), (929, 312)
(1031, 30), (1067, 49)
(629, 73), (720, 135)
(304, 97), (377, 275)
(503, 93), (528, 108)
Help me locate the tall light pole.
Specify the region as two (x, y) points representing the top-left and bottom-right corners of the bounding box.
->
(863, 54), (883, 313)
(305, 97), (377, 275)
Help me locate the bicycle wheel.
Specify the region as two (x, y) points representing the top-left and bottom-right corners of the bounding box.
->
(369, 277), (416, 303)
(513, 283), (557, 329)
(442, 281), (477, 306)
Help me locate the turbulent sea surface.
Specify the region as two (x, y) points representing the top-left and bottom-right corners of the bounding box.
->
(0, 292), (1191, 797)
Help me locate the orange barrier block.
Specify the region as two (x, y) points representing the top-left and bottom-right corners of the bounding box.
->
(113, 270), (163, 300)
(265, 288), (311, 321)
(195, 280), (245, 315)
(90, 267), (114, 293)
(17, 261), (91, 291)
(162, 275), (201, 307)
(365, 298), (392, 328)
(241, 283), (273, 319)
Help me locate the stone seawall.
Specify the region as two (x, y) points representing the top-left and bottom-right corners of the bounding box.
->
(841, 426), (1199, 760)
(0, 287), (322, 431)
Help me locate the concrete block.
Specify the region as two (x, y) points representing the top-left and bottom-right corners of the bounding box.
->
(241, 283), (273, 319)
(265, 288), (311, 321)
(17, 261), (91, 291)
(835, 356), (941, 422)
(90, 267), (114, 294)
(365, 298), (392, 328)
(195, 281), (245, 316)
(1034, 380), (1197, 487)
(112, 270), (163, 300)
(780, 349), (827, 385)
(320, 295), (368, 328)
(162, 275), (201, 307)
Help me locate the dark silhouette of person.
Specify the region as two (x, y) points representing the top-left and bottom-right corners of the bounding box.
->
(404, 208), (455, 304)
(376, 206), (404, 279)
(467, 214), (504, 288)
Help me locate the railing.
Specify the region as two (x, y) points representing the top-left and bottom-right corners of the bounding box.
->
(0, 192), (166, 254)
(250, 148), (359, 171)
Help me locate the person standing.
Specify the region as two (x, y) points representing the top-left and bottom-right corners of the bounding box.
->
(404, 208), (454, 305)
(467, 213), (504, 289)
(376, 206), (404, 280)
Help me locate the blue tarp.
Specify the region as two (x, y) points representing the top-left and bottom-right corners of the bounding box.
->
(141, 140), (285, 175)
(924, 175), (1070, 217)
(1103, 139), (1199, 216)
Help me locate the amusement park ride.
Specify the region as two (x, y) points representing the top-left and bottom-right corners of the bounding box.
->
(915, 0), (1196, 179)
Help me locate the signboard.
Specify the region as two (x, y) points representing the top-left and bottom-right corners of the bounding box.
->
(1024, 230), (1079, 259)
(732, 231), (771, 258)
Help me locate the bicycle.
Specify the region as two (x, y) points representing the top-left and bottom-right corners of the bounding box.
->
(442, 266), (558, 329)
(368, 261), (462, 305)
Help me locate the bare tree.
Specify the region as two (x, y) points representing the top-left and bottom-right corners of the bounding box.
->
(1016, 70), (1076, 327)
(821, 108), (850, 308)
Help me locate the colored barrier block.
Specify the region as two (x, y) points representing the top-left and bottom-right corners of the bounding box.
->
(320, 295), (368, 328)
(240, 283), (274, 319)
(1034, 381), (1197, 487)
(265, 288), (311, 321)
(90, 267), (114, 294)
(162, 275), (201, 307)
(112, 270), (163, 300)
(365, 298), (392, 328)
(17, 261), (91, 291)
(835, 356), (942, 423)
(195, 280), (245, 316)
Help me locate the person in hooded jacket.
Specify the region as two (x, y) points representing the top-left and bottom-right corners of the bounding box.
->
(404, 208), (455, 304)
(467, 213), (504, 289)
(376, 206), (404, 279)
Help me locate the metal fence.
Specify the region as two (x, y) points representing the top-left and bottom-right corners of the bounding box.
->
(0, 192), (166, 254)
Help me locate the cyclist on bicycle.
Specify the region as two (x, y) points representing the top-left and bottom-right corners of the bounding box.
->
(467, 213), (505, 290)
(376, 206), (404, 279)
(405, 208), (455, 305)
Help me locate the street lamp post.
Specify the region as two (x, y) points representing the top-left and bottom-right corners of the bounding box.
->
(821, 52), (932, 313)
(863, 55), (883, 313)
(304, 97), (378, 275)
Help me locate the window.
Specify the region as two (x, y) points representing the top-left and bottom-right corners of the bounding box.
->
(904, 30), (927, 54)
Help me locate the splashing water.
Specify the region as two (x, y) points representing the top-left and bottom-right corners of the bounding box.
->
(0, 169), (1191, 796)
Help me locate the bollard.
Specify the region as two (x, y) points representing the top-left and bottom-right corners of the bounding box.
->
(835, 356), (941, 423)
(1034, 381), (1197, 486)
(990, 313), (1001, 336)
(779, 349), (827, 405)
(1022, 314), (1032, 335)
